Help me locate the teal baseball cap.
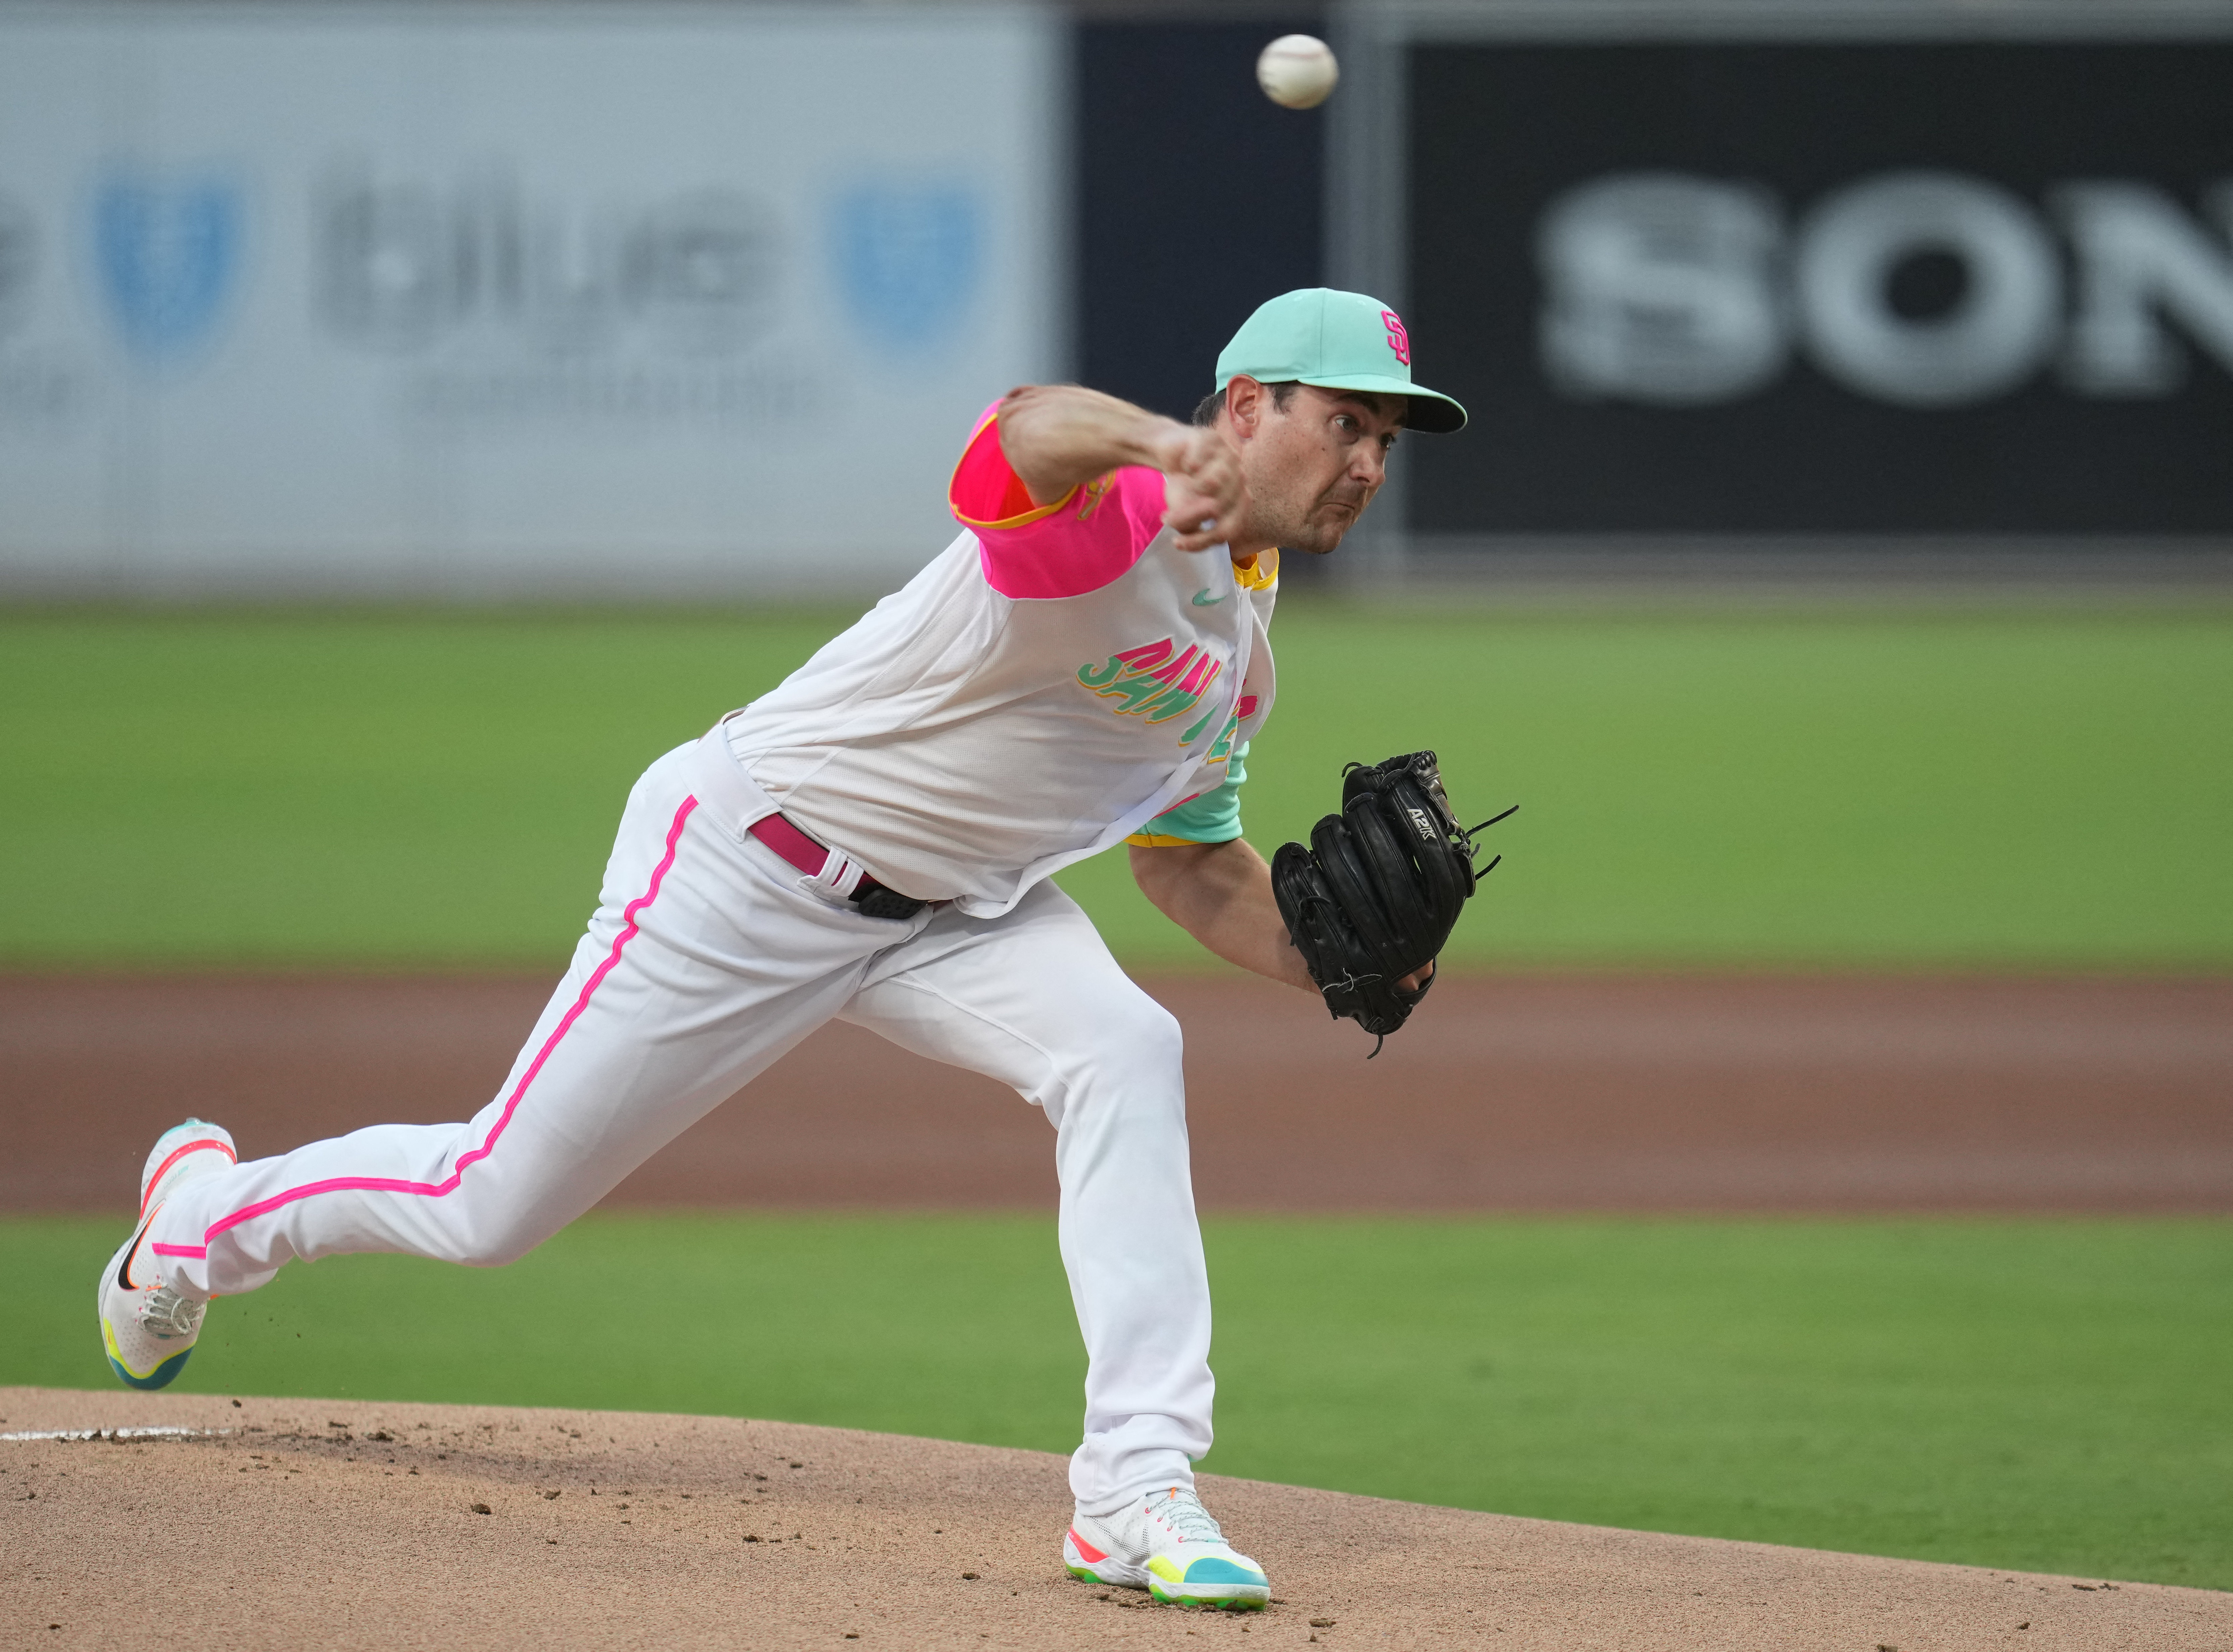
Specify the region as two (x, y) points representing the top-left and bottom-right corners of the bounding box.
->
(1214, 287), (1467, 434)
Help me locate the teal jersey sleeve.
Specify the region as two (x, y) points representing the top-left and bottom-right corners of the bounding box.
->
(1128, 742), (1249, 846)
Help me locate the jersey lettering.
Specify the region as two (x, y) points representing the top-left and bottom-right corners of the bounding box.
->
(1205, 712), (1244, 763)
(1078, 637), (1225, 732)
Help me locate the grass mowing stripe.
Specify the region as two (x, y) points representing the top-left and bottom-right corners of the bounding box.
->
(2, 605), (2228, 967)
(10, 1212), (2227, 1590)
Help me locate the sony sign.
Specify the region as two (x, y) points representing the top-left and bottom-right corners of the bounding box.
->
(1401, 39), (2233, 537)
(1540, 172), (2233, 407)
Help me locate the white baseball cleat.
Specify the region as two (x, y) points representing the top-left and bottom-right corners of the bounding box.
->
(97, 1119), (236, 1391)
(1064, 1485), (1271, 1611)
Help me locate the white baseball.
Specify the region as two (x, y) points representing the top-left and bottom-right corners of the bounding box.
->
(1256, 34), (1339, 110)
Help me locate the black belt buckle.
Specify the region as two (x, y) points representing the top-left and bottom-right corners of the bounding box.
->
(852, 879), (926, 922)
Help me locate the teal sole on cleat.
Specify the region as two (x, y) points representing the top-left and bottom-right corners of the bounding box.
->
(106, 1346), (192, 1391)
(1148, 1584), (1268, 1612)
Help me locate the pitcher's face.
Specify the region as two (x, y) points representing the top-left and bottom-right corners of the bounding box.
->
(1230, 380), (1406, 556)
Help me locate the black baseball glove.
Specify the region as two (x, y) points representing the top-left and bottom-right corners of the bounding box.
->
(1270, 751), (1513, 1054)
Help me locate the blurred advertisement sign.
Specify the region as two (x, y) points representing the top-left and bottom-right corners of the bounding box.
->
(0, 4), (1059, 593)
(1332, 6), (2233, 547)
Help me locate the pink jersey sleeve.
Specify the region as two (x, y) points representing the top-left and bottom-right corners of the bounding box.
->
(949, 402), (1170, 599)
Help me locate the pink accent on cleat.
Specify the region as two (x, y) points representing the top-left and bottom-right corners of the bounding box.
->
(138, 1122), (238, 1219)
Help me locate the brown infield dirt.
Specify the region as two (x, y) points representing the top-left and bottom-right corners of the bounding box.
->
(6, 974), (2231, 1646)
(4, 971), (2228, 1214)
(6, 1387), (2229, 1652)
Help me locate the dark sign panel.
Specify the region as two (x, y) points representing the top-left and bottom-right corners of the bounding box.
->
(1405, 42), (2233, 536)
(1077, 19), (1325, 423)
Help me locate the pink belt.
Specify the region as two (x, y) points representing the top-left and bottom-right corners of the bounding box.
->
(747, 813), (932, 921)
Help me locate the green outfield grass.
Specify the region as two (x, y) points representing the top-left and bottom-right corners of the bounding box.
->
(8, 1212), (2227, 1590)
(3, 603), (2229, 969)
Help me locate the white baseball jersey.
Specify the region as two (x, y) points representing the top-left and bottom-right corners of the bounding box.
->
(722, 403), (1278, 915)
(144, 399), (1278, 1520)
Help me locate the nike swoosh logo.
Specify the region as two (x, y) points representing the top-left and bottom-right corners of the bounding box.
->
(116, 1209), (157, 1293)
(1191, 589), (1228, 606)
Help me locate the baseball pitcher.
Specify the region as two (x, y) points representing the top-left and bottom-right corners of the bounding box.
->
(96, 288), (1474, 1613)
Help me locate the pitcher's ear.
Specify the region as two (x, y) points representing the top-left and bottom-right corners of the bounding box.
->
(1224, 374), (1268, 435)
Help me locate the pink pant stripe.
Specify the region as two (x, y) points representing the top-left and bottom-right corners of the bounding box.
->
(195, 795), (701, 1250)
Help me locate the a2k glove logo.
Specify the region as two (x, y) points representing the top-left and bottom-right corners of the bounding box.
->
(1076, 637), (1225, 742)
(93, 169), (244, 363)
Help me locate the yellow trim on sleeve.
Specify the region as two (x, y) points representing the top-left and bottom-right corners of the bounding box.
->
(1125, 832), (1203, 848)
(955, 492), (1076, 532)
(949, 409), (1082, 530)
(1232, 547), (1280, 591)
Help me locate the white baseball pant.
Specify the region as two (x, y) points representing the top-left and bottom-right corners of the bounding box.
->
(150, 735), (1215, 1513)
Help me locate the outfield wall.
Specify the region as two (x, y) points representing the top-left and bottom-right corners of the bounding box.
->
(0, 2), (1062, 595)
(1327, 0), (2233, 580)
(6, 0), (2233, 596)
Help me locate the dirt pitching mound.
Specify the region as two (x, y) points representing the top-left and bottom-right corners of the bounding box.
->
(4, 1388), (2224, 1651)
